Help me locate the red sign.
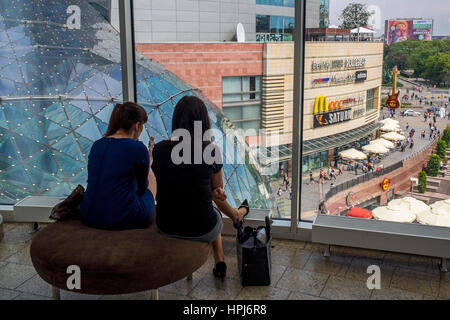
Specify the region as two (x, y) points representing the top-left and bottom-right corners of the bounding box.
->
(381, 178), (391, 191)
(386, 92), (400, 109)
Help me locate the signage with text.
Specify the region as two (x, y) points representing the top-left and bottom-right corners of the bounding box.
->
(355, 70), (368, 82)
(312, 58), (367, 72)
(314, 109), (351, 128)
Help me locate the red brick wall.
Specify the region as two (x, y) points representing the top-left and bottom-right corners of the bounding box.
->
(326, 140), (438, 213)
(135, 43), (264, 109)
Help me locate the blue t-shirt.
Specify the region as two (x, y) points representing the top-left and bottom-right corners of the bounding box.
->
(80, 137), (155, 230)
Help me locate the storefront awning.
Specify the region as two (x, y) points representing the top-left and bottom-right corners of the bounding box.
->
(303, 121), (380, 156)
(254, 121), (380, 166)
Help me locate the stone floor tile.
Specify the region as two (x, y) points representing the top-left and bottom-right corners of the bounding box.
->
(320, 276), (371, 300)
(344, 257), (394, 288)
(276, 267), (329, 296)
(390, 268), (440, 296)
(189, 274), (243, 300)
(159, 274), (202, 296)
(0, 288), (21, 300)
(288, 291), (325, 300)
(303, 252), (352, 276)
(13, 292), (52, 300)
(371, 287), (423, 300)
(0, 262), (36, 289)
(59, 290), (102, 300)
(16, 274), (52, 297)
(5, 244), (32, 266)
(270, 264), (288, 287)
(1, 224), (34, 244)
(159, 291), (193, 300)
(0, 243), (27, 261)
(236, 286), (290, 300)
(438, 280), (450, 299)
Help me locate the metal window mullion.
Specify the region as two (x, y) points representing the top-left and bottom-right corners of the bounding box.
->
(290, 0), (306, 233)
(118, 0), (137, 103)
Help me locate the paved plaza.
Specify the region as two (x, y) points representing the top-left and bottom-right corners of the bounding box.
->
(272, 80), (449, 220)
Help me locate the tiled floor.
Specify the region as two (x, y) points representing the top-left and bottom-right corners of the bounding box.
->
(0, 222), (449, 300)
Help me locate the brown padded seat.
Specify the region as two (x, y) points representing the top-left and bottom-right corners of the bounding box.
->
(30, 220), (210, 295)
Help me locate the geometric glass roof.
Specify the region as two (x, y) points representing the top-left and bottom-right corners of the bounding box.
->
(0, 0), (274, 210)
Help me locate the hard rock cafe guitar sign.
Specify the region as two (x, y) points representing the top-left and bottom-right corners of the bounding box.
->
(386, 66), (400, 109)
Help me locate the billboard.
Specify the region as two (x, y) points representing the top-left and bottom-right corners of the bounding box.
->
(386, 19), (433, 45)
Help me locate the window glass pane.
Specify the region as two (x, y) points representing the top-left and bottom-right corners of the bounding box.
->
(242, 105), (261, 119)
(284, 17), (295, 34)
(242, 120), (261, 131)
(223, 107), (242, 121)
(256, 15), (270, 33)
(270, 16), (283, 34)
(223, 77), (242, 93)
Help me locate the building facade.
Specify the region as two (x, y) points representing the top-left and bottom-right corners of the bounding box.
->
(110, 0), (321, 43)
(136, 41), (384, 174)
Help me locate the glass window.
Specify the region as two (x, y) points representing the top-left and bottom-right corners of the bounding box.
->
(222, 76), (262, 134)
(270, 16), (283, 34)
(256, 15), (270, 33)
(283, 17), (295, 34)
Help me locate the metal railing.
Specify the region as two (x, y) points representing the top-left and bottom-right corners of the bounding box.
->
(325, 160), (404, 199)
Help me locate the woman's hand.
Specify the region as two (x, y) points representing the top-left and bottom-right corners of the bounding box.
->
(212, 187), (227, 202)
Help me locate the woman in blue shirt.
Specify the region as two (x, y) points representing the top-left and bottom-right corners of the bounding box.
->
(80, 102), (156, 230)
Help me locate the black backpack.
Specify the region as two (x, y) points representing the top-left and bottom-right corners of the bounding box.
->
(235, 216), (272, 286)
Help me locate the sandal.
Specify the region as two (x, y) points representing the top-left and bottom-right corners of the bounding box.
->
(213, 261), (227, 279)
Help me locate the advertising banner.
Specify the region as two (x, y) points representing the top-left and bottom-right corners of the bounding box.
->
(386, 19), (433, 45)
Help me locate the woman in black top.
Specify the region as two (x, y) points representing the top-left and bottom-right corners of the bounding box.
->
(152, 96), (248, 279)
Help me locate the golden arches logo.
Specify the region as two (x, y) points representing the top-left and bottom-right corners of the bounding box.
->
(314, 96), (344, 114)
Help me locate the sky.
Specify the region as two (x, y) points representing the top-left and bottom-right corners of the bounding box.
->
(329, 0), (450, 36)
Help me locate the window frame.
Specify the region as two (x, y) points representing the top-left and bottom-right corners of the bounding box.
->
(118, 1), (312, 241)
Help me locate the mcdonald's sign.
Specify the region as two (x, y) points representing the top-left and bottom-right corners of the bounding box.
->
(313, 96), (351, 128)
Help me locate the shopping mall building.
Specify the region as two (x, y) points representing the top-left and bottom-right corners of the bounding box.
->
(135, 41), (383, 175)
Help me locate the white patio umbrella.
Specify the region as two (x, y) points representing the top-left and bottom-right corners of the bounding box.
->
(431, 199), (450, 214)
(380, 118), (399, 126)
(416, 199), (450, 227)
(380, 123), (401, 132)
(362, 144), (389, 154)
(381, 132), (406, 141)
(373, 197), (427, 223)
(338, 148), (367, 160)
(370, 138), (395, 149)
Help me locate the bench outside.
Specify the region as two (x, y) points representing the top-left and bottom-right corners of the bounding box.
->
(312, 214), (449, 272)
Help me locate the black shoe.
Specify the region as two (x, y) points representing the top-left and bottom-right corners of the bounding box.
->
(213, 262), (227, 279)
(239, 199), (250, 218)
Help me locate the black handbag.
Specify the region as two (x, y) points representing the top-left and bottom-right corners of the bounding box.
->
(235, 216), (272, 286)
(49, 184), (85, 221)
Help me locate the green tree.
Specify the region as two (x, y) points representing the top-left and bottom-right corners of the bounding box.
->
(436, 140), (447, 159)
(422, 52), (450, 86)
(443, 128), (450, 145)
(339, 3), (370, 29)
(427, 154), (441, 177)
(418, 171), (427, 194)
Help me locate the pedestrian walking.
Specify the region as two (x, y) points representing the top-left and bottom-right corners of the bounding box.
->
(309, 171), (314, 185)
(319, 169), (325, 184)
(338, 164), (343, 176)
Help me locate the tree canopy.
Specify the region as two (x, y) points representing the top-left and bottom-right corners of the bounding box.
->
(384, 39), (450, 87)
(339, 3), (370, 29)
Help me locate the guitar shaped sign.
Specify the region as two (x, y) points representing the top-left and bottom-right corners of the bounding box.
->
(386, 66), (400, 109)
